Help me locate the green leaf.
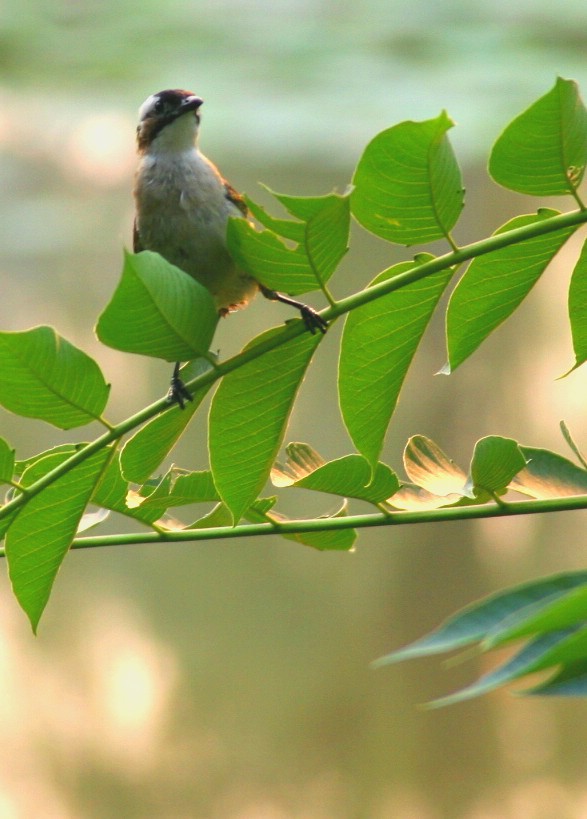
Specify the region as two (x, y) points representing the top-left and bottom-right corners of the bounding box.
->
(568, 237), (587, 372)
(19, 449), (81, 485)
(402, 435), (468, 497)
(338, 258), (454, 470)
(78, 508), (110, 533)
(510, 447), (587, 499)
(373, 570), (587, 666)
(0, 326), (110, 430)
(427, 628), (584, 708)
(188, 502), (234, 530)
(444, 210), (576, 373)
(303, 194), (350, 286)
(467, 436), (527, 496)
(227, 219), (317, 295)
(92, 454), (163, 526)
(272, 443), (400, 504)
(0, 438), (15, 484)
(484, 583), (587, 649)
(527, 658), (587, 696)
(135, 470), (219, 520)
(120, 359), (213, 484)
(351, 112), (464, 245)
(265, 188), (350, 285)
(489, 77), (587, 196)
(228, 191), (349, 295)
(209, 328), (322, 523)
(274, 503), (356, 552)
(386, 483), (463, 512)
(559, 421), (587, 469)
(244, 194), (305, 242)
(5, 447), (112, 631)
(96, 250), (218, 362)
(247, 495), (356, 551)
(14, 444), (84, 477)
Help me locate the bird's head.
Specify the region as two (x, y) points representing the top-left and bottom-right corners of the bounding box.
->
(136, 89), (204, 154)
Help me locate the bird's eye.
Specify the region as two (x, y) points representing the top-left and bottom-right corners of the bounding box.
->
(153, 99), (165, 114)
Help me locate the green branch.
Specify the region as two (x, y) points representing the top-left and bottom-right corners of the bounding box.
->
(2, 206), (586, 527)
(0, 492), (581, 557)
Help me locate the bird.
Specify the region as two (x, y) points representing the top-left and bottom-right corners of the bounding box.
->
(133, 88), (328, 405)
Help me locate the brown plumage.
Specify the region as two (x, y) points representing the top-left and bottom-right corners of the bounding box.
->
(133, 89), (327, 404)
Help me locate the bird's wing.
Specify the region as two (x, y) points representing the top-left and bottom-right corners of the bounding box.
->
(133, 218), (144, 252)
(224, 181), (249, 217)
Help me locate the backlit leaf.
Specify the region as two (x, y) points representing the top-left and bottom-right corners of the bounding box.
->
(339, 258), (453, 470)
(209, 328), (322, 522)
(96, 250), (218, 361)
(444, 210), (576, 372)
(0, 326), (110, 429)
(489, 77), (587, 196)
(351, 112), (463, 244)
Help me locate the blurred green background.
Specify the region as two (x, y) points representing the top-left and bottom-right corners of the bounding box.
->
(2, 1), (587, 816)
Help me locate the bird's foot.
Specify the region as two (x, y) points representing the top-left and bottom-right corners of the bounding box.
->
(259, 286), (328, 335)
(298, 304), (329, 335)
(167, 362), (193, 409)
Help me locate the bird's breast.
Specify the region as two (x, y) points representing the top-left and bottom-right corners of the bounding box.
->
(133, 150), (257, 311)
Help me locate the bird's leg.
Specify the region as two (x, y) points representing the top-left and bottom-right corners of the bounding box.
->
(167, 361), (194, 409)
(259, 285), (328, 334)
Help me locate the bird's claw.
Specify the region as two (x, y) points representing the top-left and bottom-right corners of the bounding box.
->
(167, 363), (193, 409)
(299, 305), (329, 335)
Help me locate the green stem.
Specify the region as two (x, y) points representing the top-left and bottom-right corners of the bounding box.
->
(22, 492), (587, 554)
(327, 207), (587, 320)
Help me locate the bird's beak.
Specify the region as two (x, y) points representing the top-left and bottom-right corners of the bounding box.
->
(179, 95), (204, 116)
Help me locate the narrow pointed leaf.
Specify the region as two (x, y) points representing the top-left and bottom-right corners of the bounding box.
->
(526, 658), (587, 696)
(489, 77), (587, 196)
(568, 237), (587, 371)
(427, 629), (582, 708)
(510, 446), (587, 498)
(339, 258), (453, 470)
(373, 570), (587, 666)
(5, 447), (111, 631)
(96, 250), (218, 361)
(351, 112), (464, 245)
(445, 210), (576, 372)
(484, 583), (587, 649)
(0, 326), (110, 429)
(210, 329), (322, 522)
